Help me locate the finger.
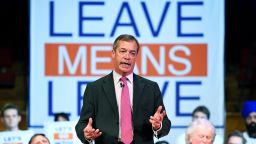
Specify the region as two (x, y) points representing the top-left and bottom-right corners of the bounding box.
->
(149, 118), (157, 124)
(95, 132), (102, 138)
(151, 119), (161, 125)
(85, 132), (93, 139)
(91, 129), (102, 139)
(158, 111), (166, 121)
(156, 106), (163, 113)
(151, 121), (160, 130)
(88, 117), (93, 126)
(94, 129), (102, 138)
(84, 127), (91, 132)
(149, 118), (153, 124)
(153, 124), (161, 130)
(85, 129), (96, 139)
(85, 128), (96, 138)
(150, 116), (158, 121)
(151, 113), (161, 121)
(149, 118), (161, 126)
(85, 133), (92, 139)
(161, 110), (166, 118)
(93, 132), (102, 139)
(85, 127), (94, 133)
(85, 118), (93, 131)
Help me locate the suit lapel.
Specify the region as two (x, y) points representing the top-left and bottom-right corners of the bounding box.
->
(102, 72), (119, 121)
(132, 74), (145, 114)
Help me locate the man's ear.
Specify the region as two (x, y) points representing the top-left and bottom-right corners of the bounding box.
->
(188, 135), (192, 144)
(112, 50), (115, 58)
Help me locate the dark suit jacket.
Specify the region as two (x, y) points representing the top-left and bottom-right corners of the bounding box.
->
(76, 72), (171, 144)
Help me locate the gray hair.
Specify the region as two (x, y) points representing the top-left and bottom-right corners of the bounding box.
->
(113, 34), (140, 53)
(185, 119), (216, 144)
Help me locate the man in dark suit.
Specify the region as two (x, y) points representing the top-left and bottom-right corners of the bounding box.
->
(76, 34), (171, 144)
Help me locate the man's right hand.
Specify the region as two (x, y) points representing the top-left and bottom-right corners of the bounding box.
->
(83, 118), (102, 141)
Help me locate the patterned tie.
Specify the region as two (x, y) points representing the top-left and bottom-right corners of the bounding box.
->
(120, 77), (133, 144)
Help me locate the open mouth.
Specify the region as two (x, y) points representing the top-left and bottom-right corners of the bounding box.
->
(120, 62), (131, 66)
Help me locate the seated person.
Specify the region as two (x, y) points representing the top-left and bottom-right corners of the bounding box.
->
(29, 133), (50, 144)
(175, 105), (223, 144)
(241, 100), (256, 144)
(185, 118), (215, 144)
(226, 130), (246, 144)
(0, 103), (22, 131)
(54, 112), (69, 121)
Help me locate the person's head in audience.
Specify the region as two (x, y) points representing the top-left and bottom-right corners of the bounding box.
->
(0, 103), (21, 131)
(186, 119), (216, 144)
(155, 140), (169, 144)
(242, 100), (256, 138)
(29, 134), (50, 144)
(54, 112), (69, 121)
(192, 105), (210, 121)
(226, 130), (246, 144)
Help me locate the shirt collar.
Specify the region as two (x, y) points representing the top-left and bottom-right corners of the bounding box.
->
(113, 71), (133, 85)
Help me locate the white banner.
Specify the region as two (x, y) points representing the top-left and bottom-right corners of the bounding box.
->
(0, 130), (34, 144)
(30, 0), (225, 143)
(44, 121), (81, 144)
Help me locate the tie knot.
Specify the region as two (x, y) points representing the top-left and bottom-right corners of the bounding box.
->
(120, 77), (127, 85)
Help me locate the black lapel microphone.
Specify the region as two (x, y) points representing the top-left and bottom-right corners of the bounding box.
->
(120, 82), (124, 88)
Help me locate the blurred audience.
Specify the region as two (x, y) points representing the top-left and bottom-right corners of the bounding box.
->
(28, 133), (50, 144)
(241, 100), (256, 144)
(226, 130), (246, 144)
(0, 103), (21, 131)
(54, 112), (69, 121)
(175, 105), (223, 144)
(185, 118), (215, 144)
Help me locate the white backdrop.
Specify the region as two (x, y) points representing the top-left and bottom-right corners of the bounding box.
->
(30, 0), (225, 143)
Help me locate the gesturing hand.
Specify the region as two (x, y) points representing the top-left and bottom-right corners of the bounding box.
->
(149, 106), (166, 130)
(83, 118), (102, 140)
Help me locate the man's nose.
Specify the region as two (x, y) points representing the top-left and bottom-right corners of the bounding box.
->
(124, 52), (130, 59)
(201, 137), (208, 143)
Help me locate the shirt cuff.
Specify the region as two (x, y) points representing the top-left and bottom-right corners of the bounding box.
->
(152, 122), (162, 138)
(85, 137), (93, 144)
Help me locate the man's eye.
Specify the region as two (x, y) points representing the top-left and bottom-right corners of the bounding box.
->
(206, 136), (212, 140)
(130, 52), (136, 56)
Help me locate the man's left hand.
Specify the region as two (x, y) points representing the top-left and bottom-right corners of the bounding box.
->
(149, 106), (166, 130)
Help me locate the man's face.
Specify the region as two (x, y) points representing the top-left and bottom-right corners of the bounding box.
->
(189, 126), (214, 144)
(112, 40), (138, 76)
(227, 136), (243, 144)
(192, 112), (208, 121)
(245, 112), (256, 137)
(57, 116), (68, 121)
(30, 135), (50, 144)
(1, 108), (21, 131)
(245, 112), (256, 124)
